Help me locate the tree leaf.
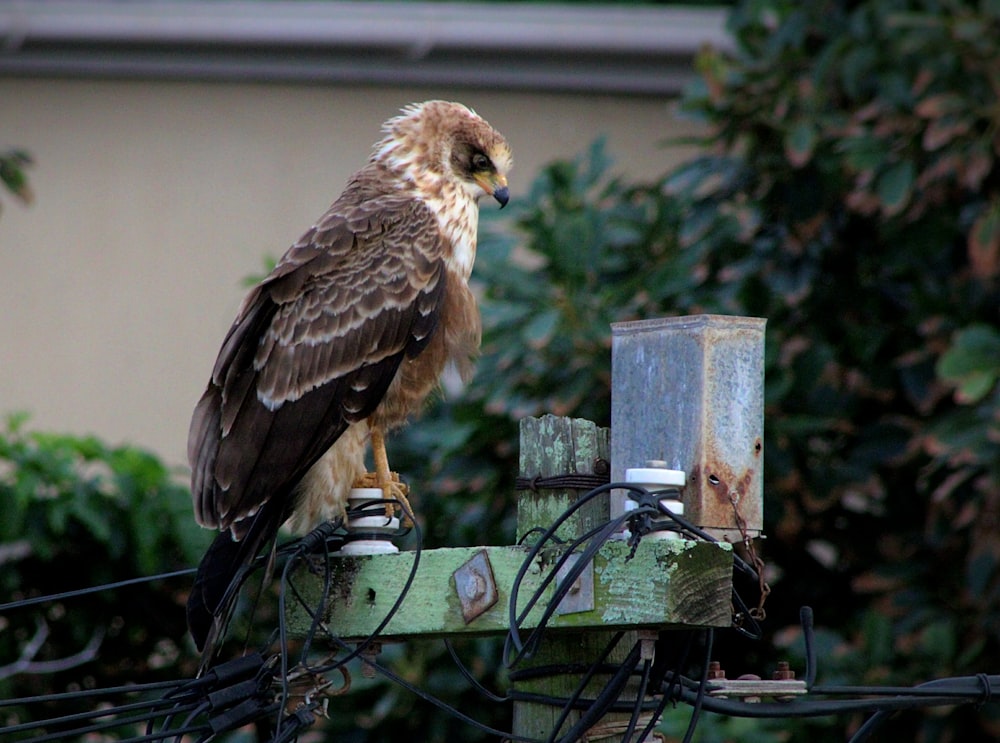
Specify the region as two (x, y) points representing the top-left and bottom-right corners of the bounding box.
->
(937, 324), (1000, 403)
(785, 120), (818, 168)
(968, 202), (1000, 279)
(876, 159), (915, 215)
(521, 308), (560, 349)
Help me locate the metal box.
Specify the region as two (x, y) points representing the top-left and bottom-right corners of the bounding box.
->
(610, 315), (765, 541)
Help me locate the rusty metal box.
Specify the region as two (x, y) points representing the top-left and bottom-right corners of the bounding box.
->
(610, 315), (765, 541)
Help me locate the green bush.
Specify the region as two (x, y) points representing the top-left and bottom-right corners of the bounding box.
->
(383, 1), (1000, 740)
(0, 414), (211, 716)
(5, 1), (1000, 740)
(0, 148), (32, 215)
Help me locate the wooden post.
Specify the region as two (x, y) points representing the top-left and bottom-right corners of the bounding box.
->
(512, 415), (641, 742)
(284, 416), (734, 738)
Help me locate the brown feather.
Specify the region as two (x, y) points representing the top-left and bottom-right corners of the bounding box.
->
(189, 187), (446, 533)
(187, 100), (511, 657)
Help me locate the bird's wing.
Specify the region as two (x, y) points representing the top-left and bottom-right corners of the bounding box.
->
(188, 194), (446, 533)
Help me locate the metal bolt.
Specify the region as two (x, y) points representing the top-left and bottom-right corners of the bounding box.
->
(453, 550), (499, 624)
(706, 661), (725, 680)
(773, 661), (795, 680)
(638, 630), (657, 661)
(463, 570), (486, 601)
(736, 673), (762, 703)
(359, 642), (381, 679)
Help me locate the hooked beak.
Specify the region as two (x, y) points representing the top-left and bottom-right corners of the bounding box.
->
(476, 173), (510, 208)
(493, 184), (510, 209)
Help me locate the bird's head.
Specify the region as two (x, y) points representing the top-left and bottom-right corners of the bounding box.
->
(373, 100), (512, 208)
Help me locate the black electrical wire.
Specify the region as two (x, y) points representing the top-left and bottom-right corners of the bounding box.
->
(660, 671), (1000, 719)
(545, 632), (627, 743)
(630, 487), (766, 640)
(270, 503), (413, 740)
(507, 509), (641, 665)
(628, 486), (769, 596)
(502, 479), (766, 742)
(117, 721), (211, 743)
(0, 569), (196, 613)
(12, 702), (203, 743)
(800, 605), (816, 689)
(444, 638), (509, 703)
(849, 708), (894, 743)
(275, 542), (317, 742)
(636, 630), (698, 742)
(504, 481), (661, 667)
(274, 517), (356, 740)
(680, 629), (713, 743)
(505, 481), (614, 654)
(552, 640), (642, 743)
(8, 476), (999, 743)
(322, 632), (541, 743)
(173, 701), (211, 742)
(621, 656), (653, 743)
(0, 704), (181, 739)
(0, 680), (185, 708)
(844, 674), (1000, 743)
(282, 498), (422, 677)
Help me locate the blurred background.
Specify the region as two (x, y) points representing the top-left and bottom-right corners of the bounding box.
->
(0, 1), (720, 464)
(3, 2), (1000, 742)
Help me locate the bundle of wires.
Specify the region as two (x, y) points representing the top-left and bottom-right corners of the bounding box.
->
(2, 484), (997, 742)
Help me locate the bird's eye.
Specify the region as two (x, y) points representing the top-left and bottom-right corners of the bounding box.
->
(471, 153), (491, 171)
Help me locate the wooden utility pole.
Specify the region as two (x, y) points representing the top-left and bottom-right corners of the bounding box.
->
(284, 418), (731, 637)
(511, 415), (628, 741)
(510, 415), (729, 741)
(285, 315), (766, 740)
(285, 415), (733, 739)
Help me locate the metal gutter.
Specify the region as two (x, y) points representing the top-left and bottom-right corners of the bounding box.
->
(0, 1), (732, 95)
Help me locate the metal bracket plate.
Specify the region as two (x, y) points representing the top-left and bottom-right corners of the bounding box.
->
(554, 553), (594, 615)
(452, 549), (499, 624)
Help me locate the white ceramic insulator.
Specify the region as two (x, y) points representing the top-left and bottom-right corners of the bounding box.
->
(625, 467), (686, 488)
(341, 487), (400, 555)
(341, 540), (399, 556)
(660, 499), (684, 515)
(624, 466), (686, 540)
(349, 487), (385, 500)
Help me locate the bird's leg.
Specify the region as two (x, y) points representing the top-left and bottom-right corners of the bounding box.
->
(352, 424), (413, 524)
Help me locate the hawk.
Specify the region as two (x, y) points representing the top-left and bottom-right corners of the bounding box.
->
(186, 101), (512, 657)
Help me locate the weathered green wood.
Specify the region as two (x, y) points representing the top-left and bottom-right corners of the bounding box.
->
(514, 415), (692, 743)
(283, 414), (736, 742)
(284, 539), (732, 640)
(517, 415), (610, 543)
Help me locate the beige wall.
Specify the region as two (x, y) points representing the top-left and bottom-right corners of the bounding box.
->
(0, 77), (698, 466)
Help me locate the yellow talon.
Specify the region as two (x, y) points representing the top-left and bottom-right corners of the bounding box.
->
(351, 424), (414, 525)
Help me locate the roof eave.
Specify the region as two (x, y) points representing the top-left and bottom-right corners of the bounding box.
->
(0, 1), (732, 95)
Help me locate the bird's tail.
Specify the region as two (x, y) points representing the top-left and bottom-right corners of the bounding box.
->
(186, 499), (288, 672)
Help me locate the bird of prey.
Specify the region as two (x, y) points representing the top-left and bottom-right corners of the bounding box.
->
(185, 101), (512, 657)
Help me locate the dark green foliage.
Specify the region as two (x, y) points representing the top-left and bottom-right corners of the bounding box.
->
(5, 0), (1000, 739)
(0, 413), (211, 729)
(0, 148), (32, 215)
(380, 1), (1000, 740)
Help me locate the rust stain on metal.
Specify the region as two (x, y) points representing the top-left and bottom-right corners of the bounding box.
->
(554, 553), (594, 615)
(610, 315), (766, 540)
(690, 438), (763, 541)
